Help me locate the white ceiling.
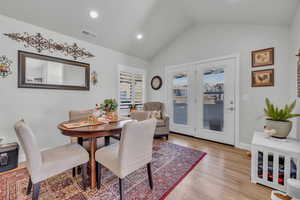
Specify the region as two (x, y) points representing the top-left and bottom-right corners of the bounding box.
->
(0, 0), (299, 61)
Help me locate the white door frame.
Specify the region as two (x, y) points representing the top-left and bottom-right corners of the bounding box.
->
(164, 54), (240, 147)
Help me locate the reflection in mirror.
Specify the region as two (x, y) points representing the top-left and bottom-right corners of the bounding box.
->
(25, 58), (86, 86)
(19, 51), (90, 90)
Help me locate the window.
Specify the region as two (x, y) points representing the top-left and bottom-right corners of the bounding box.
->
(118, 65), (146, 116)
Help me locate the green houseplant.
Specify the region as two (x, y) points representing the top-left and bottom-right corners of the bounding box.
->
(100, 99), (118, 117)
(264, 98), (300, 138)
(129, 104), (137, 112)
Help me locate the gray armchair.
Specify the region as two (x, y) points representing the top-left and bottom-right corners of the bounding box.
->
(143, 102), (170, 140)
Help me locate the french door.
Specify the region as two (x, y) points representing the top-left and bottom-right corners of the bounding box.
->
(166, 57), (237, 145)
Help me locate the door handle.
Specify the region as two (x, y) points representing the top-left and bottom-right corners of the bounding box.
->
(226, 107), (235, 111)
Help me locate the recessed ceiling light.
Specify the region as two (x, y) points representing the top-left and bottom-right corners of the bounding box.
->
(89, 10), (99, 19)
(136, 33), (143, 40)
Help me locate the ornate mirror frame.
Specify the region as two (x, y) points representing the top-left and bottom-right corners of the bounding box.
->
(18, 51), (90, 91)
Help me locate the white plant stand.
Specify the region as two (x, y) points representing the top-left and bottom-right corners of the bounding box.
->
(251, 132), (300, 192)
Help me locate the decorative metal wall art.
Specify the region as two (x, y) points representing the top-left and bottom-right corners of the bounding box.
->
(3, 32), (95, 60)
(0, 55), (13, 78)
(296, 49), (300, 97)
(91, 71), (98, 85)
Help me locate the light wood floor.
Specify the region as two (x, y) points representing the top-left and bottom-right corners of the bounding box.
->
(165, 133), (272, 200)
(1, 134), (272, 200)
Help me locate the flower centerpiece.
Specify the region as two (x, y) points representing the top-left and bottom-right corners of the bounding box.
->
(100, 99), (118, 119)
(264, 98), (300, 138)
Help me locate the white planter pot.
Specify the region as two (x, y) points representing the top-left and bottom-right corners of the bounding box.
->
(265, 120), (292, 139)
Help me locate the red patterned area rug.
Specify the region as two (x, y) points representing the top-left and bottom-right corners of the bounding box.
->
(0, 142), (206, 200)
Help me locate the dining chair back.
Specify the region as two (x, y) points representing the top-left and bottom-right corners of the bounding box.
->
(69, 109), (94, 121)
(119, 118), (156, 176)
(15, 120), (42, 176)
(96, 119), (157, 200)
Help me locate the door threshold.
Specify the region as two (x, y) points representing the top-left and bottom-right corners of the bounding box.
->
(170, 132), (234, 147)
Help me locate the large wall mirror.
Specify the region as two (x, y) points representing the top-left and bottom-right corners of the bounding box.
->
(18, 51), (90, 90)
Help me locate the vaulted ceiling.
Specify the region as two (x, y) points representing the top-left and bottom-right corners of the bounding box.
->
(0, 0), (299, 61)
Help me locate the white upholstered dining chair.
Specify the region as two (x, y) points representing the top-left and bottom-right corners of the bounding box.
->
(111, 111), (151, 141)
(95, 118), (156, 200)
(15, 120), (89, 200)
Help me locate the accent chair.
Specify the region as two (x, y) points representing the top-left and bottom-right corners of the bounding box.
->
(130, 111), (151, 121)
(143, 102), (170, 140)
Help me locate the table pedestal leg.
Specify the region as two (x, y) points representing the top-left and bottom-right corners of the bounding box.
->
(90, 138), (97, 189)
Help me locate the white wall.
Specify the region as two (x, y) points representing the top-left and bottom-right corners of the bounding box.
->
(0, 15), (149, 161)
(148, 23), (293, 146)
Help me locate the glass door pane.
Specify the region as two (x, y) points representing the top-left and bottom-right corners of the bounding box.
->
(203, 68), (224, 132)
(173, 73), (188, 125)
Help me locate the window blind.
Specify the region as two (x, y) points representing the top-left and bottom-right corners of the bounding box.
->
(119, 69), (144, 115)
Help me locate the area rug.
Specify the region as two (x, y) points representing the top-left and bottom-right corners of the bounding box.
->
(0, 142), (206, 200)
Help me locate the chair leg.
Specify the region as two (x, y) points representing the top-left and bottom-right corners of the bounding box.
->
(104, 136), (110, 146)
(97, 162), (102, 189)
(32, 182), (40, 200)
(119, 178), (124, 200)
(78, 137), (83, 146)
(26, 178), (32, 195)
(72, 168), (76, 177)
(76, 137), (83, 175)
(147, 163), (154, 190)
(82, 163), (88, 191)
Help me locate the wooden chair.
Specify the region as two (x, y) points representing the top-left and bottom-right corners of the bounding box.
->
(15, 120), (89, 200)
(95, 119), (156, 200)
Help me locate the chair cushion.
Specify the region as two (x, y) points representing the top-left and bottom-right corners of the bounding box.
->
(32, 144), (89, 183)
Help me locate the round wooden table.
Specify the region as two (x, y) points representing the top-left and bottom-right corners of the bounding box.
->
(58, 119), (132, 189)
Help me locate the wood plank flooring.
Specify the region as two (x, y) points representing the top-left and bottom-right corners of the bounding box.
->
(165, 133), (272, 200)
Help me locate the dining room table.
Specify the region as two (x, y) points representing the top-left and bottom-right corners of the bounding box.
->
(57, 119), (132, 189)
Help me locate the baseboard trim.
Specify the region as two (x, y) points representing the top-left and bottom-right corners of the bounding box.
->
(235, 142), (251, 151)
(171, 132), (196, 138)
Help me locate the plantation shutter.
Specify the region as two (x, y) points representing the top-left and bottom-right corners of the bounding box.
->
(119, 68), (145, 116)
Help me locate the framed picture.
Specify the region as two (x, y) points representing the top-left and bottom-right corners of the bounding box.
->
(252, 48), (274, 67)
(252, 69), (274, 87)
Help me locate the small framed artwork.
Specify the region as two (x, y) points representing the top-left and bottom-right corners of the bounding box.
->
(252, 69), (274, 87)
(252, 48), (274, 67)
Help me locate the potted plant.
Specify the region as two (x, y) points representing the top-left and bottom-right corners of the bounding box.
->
(264, 98), (300, 138)
(129, 104), (138, 112)
(100, 99), (118, 118)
